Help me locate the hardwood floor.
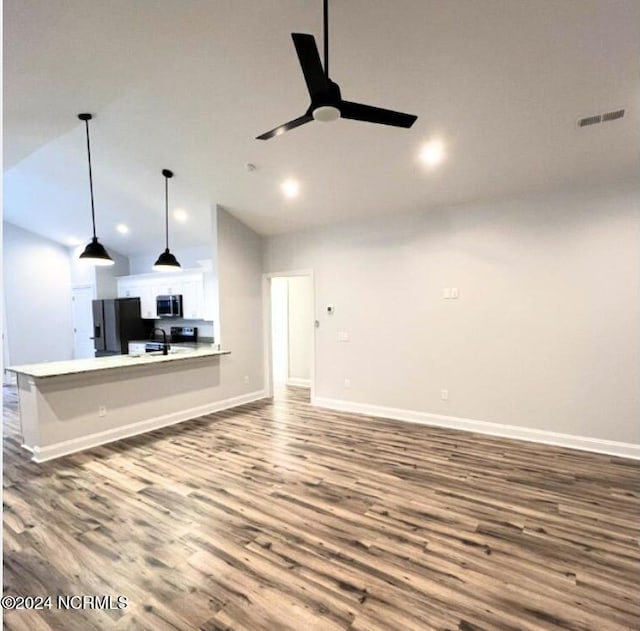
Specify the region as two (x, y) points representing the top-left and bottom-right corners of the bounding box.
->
(3, 384), (639, 630)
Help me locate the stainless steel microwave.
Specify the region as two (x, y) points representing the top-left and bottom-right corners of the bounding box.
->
(156, 295), (183, 318)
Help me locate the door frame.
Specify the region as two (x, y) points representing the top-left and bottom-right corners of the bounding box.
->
(262, 269), (315, 401)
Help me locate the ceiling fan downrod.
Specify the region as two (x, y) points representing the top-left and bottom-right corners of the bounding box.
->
(323, 0), (329, 78)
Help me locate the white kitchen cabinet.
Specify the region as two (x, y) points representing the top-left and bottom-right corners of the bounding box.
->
(140, 285), (158, 319)
(116, 280), (157, 318)
(117, 279), (138, 299)
(181, 277), (204, 319)
(155, 279), (180, 296)
(117, 270), (207, 320)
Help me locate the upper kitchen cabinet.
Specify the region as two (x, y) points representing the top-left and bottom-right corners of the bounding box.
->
(117, 279), (157, 318)
(117, 270), (208, 320)
(181, 278), (204, 319)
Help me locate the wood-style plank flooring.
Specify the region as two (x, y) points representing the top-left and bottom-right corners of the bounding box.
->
(3, 384), (640, 630)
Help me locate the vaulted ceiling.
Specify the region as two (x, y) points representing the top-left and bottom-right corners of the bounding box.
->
(4, 0), (638, 256)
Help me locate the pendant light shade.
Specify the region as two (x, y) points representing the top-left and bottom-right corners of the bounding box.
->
(154, 248), (181, 269)
(77, 113), (114, 266)
(153, 169), (181, 272)
(79, 237), (115, 266)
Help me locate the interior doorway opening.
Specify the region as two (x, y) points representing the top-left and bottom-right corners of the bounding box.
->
(267, 273), (314, 402)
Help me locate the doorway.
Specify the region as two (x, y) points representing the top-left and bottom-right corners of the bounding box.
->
(265, 272), (314, 402)
(72, 284), (96, 359)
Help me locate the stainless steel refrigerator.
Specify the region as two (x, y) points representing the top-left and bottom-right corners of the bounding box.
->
(92, 298), (153, 357)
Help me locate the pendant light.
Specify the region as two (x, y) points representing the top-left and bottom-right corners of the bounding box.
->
(77, 113), (114, 266)
(153, 169), (181, 271)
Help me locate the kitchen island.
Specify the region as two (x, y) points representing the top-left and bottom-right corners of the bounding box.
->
(8, 345), (263, 463)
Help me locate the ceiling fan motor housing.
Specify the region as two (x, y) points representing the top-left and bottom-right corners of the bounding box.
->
(312, 106), (340, 122)
(309, 80), (342, 121)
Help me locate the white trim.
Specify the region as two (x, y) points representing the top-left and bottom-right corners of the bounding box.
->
(28, 389), (268, 463)
(313, 397), (640, 460)
(287, 378), (311, 388)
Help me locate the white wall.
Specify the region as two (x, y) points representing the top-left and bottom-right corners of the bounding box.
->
(95, 249), (130, 298)
(69, 245), (97, 286)
(3, 222), (74, 365)
(216, 206), (264, 397)
(287, 275), (313, 385)
(263, 181), (640, 446)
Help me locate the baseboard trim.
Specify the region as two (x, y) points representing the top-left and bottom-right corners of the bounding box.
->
(287, 378), (311, 388)
(312, 397), (640, 460)
(29, 389), (268, 463)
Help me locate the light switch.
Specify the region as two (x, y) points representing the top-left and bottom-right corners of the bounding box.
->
(338, 331), (350, 342)
(443, 288), (451, 299)
(451, 287), (459, 299)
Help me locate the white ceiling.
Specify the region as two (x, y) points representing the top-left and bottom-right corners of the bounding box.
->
(3, 0), (639, 257)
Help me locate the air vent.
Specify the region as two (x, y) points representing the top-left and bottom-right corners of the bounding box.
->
(602, 109), (625, 122)
(577, 108), (625, 128)
(578, 114), (602, 127)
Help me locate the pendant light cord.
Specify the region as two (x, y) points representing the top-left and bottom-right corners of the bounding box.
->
(164, 174), (169, 250)
(83, 118), (97, 239)
(323, 0), (329, 78)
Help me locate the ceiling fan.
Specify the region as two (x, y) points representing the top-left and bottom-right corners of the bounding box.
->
(256, 0), (418, 140)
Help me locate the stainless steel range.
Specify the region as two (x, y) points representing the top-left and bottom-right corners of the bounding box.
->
(170, 326), (198, 343)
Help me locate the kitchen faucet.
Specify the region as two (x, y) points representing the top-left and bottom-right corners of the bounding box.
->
(150, 328), (169, 355)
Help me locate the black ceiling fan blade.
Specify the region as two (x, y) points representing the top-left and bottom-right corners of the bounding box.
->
(340, 101), (417, 128)
(256, 114), (313, 140)
(292, 33), (329, 100)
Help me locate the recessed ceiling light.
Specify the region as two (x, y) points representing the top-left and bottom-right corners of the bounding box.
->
(116, 223), (129, 234)
(419, 139), (445, 167)
(281, 178), (300, 199)
(66, 236), (82, 246)
(173, 208), (188, 222)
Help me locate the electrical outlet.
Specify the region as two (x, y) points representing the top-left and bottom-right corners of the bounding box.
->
(440, 389), (449, 401)
(243, 375), (250, 385)
(344, 378), (351, 388)
(98, 405), (107, 417)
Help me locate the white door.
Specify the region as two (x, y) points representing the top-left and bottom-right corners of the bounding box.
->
(72, 285), (95, 359)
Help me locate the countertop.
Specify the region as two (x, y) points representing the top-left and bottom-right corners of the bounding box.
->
(8, 345), (230, 379)
(128, 339), (214, 346)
